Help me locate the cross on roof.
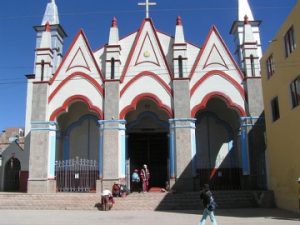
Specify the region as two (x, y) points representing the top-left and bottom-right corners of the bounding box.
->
(138, 0), (157, 19)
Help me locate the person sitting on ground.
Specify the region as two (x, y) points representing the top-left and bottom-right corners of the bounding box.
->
(112, 182), (121, 197)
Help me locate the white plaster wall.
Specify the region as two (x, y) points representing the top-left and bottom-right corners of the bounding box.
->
(48, 78), (103, 118)
(190, 31), (243, 88)
(190, 75), (245, 111)
(120, 75), (172, 112)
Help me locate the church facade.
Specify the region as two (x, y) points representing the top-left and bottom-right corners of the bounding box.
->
(25, 0), (266, 193)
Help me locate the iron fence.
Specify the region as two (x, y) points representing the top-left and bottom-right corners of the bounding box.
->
(55, 157), (98, 192)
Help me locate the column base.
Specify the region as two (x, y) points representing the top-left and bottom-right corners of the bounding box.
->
(27, 179), (56, 193)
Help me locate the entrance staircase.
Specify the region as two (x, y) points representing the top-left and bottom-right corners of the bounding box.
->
(0, 190), (274, 210)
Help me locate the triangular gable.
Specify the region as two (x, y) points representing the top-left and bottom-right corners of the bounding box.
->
(189, 26), (243, 79)
(67, 48), (90, 71)
(50, 30), (104, 85)
(135, 33), (160, 66)
(204, 44), (228, 69)
(120, 18), (172, 82)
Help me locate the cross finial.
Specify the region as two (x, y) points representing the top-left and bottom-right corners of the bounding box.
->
(138, 0), (157, 18)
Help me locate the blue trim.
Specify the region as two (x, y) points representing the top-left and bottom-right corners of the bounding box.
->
(31, 128), (58, 132)
(98, 130), (103, 178)
(191, 128), (197, 176)
(169, 118), (196, 122)
(168, 129), (175, 178)
(31, 121), (57, 126)
(49, 131), (56, 177)
(241, 127), (250, 175)
(98, 119), (126, 124)
(120, 131), (126, 177)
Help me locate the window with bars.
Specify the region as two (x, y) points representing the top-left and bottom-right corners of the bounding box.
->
(271, 97), (280, 122)
(266, 54), (275, 79)
(284, 26), (296, 57)
(290, 75), (300, 108)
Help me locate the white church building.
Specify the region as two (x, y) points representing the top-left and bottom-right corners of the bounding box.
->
(24, 0), (266, 193)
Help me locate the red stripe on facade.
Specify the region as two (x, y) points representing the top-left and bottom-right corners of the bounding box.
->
(191, 91), (246, 117)
(120, 71), (172, 97)
(190, 70), (246, 98)
(189, 26), (244, 80)
(49, 95), (103, 121)
(119, 93), (173, 119)
(120, 18), (173, 83)
(48, 72), (104, 103)
(66, 47), (91, 72)
(49, 29), (104, 85)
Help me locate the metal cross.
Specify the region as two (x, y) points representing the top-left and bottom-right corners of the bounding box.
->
(138, 0), (157, 18)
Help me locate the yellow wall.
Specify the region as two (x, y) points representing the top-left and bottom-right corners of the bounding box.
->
(261, 1), (300, 213)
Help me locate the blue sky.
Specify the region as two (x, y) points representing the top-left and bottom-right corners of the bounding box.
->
(0, 0), (297, 132)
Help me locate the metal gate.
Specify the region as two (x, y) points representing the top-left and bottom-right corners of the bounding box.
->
(55, 157), (98, 192)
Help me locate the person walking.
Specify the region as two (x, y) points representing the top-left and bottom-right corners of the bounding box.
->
(199, 184), (217, 225)
(140, 164), (150, 192)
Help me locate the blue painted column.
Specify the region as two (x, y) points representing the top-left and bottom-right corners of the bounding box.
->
(168, 120), (176, 179)
(98, 121), (104, 179)
(48, 122), (57, 179)
(98, 119), (126, 179)
(240, 117), (251, 175)
(30, 121), (57, 179)
(169, 118), (197, 179)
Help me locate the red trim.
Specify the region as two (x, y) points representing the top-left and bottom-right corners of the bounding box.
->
(120, 18), (173, 83)
(48, 72), (104, 103)
(120, 93), (173, 119)
(49, 95), (103, 121)
(49, 29), (104, 85)
(66, 47), (91, 72)
(189, 26), (244, 80)
(190, 70), (245, 98)
(120, 71), (172, 97)
(191, 92), (246, 117)
(203, 44), (228, 69)
(135, 33), (160, 66)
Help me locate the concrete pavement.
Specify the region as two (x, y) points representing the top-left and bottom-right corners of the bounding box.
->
(0, 208), (299, 225)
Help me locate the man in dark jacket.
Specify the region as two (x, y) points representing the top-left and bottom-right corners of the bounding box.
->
(199, 184), (217, 225)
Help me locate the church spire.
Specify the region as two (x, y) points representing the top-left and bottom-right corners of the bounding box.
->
(42, 0), (59, 25)
(230, 0), (262, 73)
(108, 17), (119, 45)
(174, 16), (185, 44)
(238, 0), (254, 21)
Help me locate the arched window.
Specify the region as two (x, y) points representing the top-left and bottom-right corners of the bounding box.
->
(111, 58), (115, 80)
(178, 56), (183, 78)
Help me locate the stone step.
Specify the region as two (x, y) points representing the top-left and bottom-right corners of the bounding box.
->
(0, 190), (273, 210)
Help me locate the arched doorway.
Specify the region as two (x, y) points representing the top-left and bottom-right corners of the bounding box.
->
(126, 99), (170, 189)
(55, 101), (100, 192)
(4, 157), (21, 191)
(195, 98), (241, 190)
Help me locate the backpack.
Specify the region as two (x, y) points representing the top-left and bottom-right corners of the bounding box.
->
(207, 196), (217, 211)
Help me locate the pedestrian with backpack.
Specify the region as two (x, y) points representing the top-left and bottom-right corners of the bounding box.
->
(199, 184), (218, 225)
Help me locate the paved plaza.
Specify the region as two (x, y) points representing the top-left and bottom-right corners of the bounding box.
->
(0, 208), (299, 225)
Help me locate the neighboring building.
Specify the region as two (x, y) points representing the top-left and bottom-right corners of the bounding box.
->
(261, 1), (300, 213)
(24, 0), (266, 193)
(0, 128), (28, 192)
